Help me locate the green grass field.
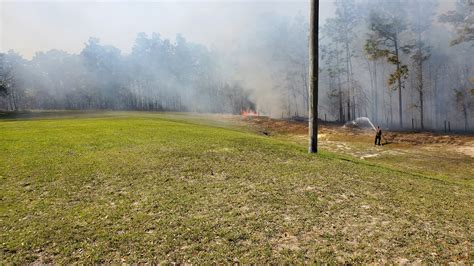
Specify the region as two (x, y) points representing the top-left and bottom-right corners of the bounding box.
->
(1, 112), (473, 263)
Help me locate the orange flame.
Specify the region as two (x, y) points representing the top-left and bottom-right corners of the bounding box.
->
(241, 109), (258, 117)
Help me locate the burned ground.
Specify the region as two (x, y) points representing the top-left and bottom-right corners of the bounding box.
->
(230, 115), (474, 185)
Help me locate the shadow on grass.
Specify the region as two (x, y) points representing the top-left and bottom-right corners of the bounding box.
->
(0, 110), (109, 121)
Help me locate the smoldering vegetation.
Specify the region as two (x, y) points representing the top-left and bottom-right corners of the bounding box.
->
(0, 0), (473, 131)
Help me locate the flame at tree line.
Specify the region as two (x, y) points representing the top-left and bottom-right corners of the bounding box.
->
(241, 109), (259, 117)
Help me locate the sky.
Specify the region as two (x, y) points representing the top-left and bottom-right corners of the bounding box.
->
(1, 0), (336, 59)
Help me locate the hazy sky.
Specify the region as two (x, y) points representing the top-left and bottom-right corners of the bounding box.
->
(1, 0), (337, 58)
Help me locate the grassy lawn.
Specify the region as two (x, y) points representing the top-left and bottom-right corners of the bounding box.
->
(1, 112), (473, 263)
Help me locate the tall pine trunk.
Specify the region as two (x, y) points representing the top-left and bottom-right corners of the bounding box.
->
(417, 32), (425, 130)
(394, 39), (403, 128)
(345, 41), (352, 121)
(374, 61), (378, 124)
(335, 45), (344, 122)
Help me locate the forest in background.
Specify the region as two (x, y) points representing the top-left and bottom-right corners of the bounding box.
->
(0, 34), (255, 114)
(1, 0), (473, 131)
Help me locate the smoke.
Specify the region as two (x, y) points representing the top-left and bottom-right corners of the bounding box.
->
(1, 0), (327, 116)
(1, 0), (473, 130)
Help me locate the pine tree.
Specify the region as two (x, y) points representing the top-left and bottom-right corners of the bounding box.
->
(367, 11), (413, 128)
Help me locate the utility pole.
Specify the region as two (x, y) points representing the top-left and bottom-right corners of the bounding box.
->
(308, 0), (319, 153)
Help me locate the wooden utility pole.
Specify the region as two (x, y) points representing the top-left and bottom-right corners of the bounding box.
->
(308, 0), (319, 153)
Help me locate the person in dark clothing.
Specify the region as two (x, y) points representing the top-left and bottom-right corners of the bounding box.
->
(375, 126), (382, 146)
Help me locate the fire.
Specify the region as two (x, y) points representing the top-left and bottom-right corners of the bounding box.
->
(241, 109), (258, 117)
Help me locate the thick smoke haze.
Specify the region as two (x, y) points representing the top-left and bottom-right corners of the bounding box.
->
(1, 0), (334, 115)
(1, 0), (334, 58)
(1, 0), (473, 131)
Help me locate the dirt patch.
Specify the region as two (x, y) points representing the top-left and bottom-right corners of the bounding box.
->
(272, 232), (300, 252)
(237, 116), (308, 135)
(230, 115), (474, 147)
(457, 144), (474, 157)
(360, 154), (379, 160)
(383, 132), (472, 146)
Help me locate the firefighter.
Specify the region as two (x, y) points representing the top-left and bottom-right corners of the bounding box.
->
(375, 126), (382, 146)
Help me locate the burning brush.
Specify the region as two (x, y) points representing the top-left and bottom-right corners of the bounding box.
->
(241, 109), (258, 117)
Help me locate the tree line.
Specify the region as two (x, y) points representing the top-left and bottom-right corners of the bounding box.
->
(321, 0), (473, 130)
(0, 33), (255, 114)
(250, 0), (472, 131)
(1, 0), (473, 131)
